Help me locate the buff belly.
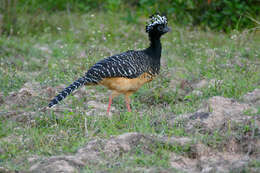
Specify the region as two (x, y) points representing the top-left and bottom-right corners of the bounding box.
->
(99, 73), (154, 93)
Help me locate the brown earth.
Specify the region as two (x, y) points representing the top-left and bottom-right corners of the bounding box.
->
(1, 81), (259, 173)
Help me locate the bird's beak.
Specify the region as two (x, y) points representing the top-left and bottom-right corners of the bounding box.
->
(164, 26), (171, 33)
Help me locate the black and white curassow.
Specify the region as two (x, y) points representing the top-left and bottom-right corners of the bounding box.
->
(48, 14), (170, 114)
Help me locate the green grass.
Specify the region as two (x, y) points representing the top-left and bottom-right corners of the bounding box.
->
(0, 12), (259, 171)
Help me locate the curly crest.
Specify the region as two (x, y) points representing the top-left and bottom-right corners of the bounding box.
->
(146, 14), (167, 33)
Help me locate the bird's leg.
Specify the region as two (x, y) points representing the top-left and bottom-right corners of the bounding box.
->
(107, 96), (113, 114)
(124, 92), (132, 112)
(107, 91), (119, 115)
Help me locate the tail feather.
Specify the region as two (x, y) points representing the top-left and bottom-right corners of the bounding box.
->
(48, 75), (97, 108)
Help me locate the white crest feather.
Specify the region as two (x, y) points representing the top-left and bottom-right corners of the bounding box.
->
(146, 14), (167, 32)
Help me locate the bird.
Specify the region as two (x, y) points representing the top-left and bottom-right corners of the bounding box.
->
(48, 14), (170, 114)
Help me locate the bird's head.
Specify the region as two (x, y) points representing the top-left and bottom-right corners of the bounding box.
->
(145, 14), (170, 37)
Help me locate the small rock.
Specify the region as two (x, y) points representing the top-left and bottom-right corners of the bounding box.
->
(201, 166), (214, 173)
(28, 155), (41, 163)
(190, 112), (210, 120)
(192, 90), (203, 97)
(170, 153), (197, 172)
(0, 167), (15, 173)
(79, 51), (86, 58)
(195, 143), (211, 158)
(14, 112), (37, 123)
(242, 88), (260, 106)
(0, 147), (4, 155)
(6, 88), (33, 106)
(208, 79), (223, 88)
(180, 79), (192, 91)
(226, 138), (239, 153)
(46, 87), (56, 98)
(30, 160), (77, 173)
(87, 100), (115, 116)
(0, 14), (3, 34)
(4, 81), (44, 107)
(23, 81), (41, 96)
(193, 79), (209, 89)
(19, 88), (33, 96)
(34, 44), (52, 54)
(169, 79), (179, 91)
(73, 87), (88, 99)
(0, 92), (4, 104)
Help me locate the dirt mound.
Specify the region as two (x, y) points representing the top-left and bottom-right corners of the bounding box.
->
(171, 96), (258, 133)
(2, 83), (259, 172)
(1, 82), (112, 121)
(25, 93), (259, 172)
(29, 132), (259, 173)
(170, 143), (256, 173)
(29, 92), (260, 172)
(242, 88), (260, 106)
(29, 133), (192, 173)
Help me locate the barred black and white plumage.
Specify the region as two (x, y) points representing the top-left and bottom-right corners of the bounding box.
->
(48, 14), (170, 113)
(48, 50), (157, 107)
(48, 76), (94, 108)
(88, 50), (158, 79)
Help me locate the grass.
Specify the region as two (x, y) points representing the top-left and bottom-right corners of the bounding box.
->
(0, 11), (259, 171)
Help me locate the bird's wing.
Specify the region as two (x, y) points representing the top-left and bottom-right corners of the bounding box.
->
(85, 50), (150, 83)
(48, 50), (150, 107)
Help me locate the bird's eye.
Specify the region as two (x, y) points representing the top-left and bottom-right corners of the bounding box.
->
(157, 25), (164, 31)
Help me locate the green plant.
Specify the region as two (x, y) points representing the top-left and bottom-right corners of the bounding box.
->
(1, 0), (259, 34)
(0, 0), (18, 35)
(138, 0), (260, 32)
(190, 0), (260, 32)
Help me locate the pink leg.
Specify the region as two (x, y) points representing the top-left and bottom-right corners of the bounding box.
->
(106, 95), (113, 114)
(125, 93), (132, 112)
(126, 101), (131, 112)
(106, 91), (120, 115)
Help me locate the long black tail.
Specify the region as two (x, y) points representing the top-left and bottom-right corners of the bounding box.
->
(48, 75), (98, 108)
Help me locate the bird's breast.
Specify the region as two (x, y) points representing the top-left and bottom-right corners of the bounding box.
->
(99, 72), (155, 93)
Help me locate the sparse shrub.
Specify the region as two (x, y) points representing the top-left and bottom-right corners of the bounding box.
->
(16, 0), (103, 12)
(137, 0), (260, 32)
(189, 0), (260, 32)
(0, 0), (18, 35)
(1, 0), (259, 35)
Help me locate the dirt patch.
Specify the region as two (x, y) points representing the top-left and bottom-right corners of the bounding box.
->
(4, 82), (43, 108)
(242, 88), (260, 106)
(29, 131), (259, 173)
(2, 84), (260, 172)
(205, 96), (256, 130)
(1, 81), (113, 121)
(170, 143), (254, 173)
(29, 133), (192, 173)
(86, 100), (117, 117)
(166, 95), (259, 172)
(170, 96), (258, 132)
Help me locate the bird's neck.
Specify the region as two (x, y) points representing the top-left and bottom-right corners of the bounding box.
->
(146, 35), (162, 59)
